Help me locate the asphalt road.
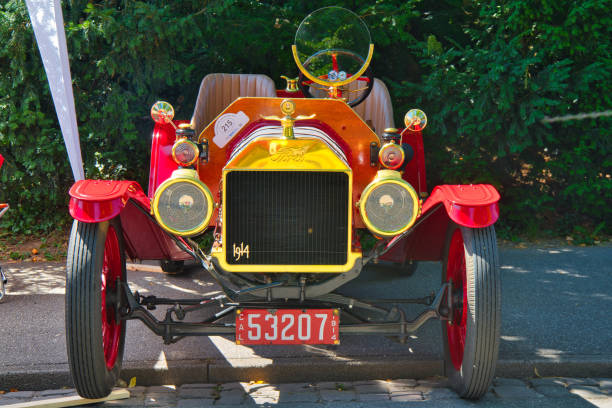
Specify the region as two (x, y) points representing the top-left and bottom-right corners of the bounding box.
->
(0, 243), (610, 390)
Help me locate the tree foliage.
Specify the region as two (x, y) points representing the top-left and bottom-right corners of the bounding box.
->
(0, 0), (610, 240)
(398, 0), (612, 239)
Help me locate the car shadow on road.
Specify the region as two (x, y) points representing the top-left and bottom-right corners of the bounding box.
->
(119, 260), (443, 385)
(122, 244), (612, 385)
(1, 243), (609, 389)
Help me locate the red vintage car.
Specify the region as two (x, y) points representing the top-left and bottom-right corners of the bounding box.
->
(66, 7), (500, 400)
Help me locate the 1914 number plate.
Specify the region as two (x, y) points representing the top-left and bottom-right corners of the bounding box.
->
(236, 309), (340, 345)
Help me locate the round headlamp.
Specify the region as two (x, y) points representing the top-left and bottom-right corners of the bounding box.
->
(359, 170), (420, 238)
(153, 169), (213, 236)
(379, 142), (405, 169)
(172, 139), (199, 167)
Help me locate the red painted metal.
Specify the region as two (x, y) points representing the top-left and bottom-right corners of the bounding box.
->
(379, 184), (499, 263)
(69, 178), (191, 261)
(445, 228), (467, 370)
(101, 224), (123, 369)
(380, 204), (449, 262)
(400, 128), (427, 195)
(69, 180), (150, 223)
(276, 90), (305, 98)
(147, 120), (189, 198)
(421, 184), (500, 228)
(119, 201), (193, 262)
(69, 196), (124, 224)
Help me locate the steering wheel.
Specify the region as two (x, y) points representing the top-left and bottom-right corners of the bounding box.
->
(297, 49), (374, 108)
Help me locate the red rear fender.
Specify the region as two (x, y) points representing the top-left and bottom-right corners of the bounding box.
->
(69, 180), (150, 223)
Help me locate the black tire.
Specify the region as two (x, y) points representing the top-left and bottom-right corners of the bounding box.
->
(441, 222), (500, 399)
(160, 260), (185, 274)
(66, 218), (126, 398)
(0, 267), (6, 303)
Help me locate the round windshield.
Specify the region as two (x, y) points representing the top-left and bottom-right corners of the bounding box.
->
(295, 7), (371, 85)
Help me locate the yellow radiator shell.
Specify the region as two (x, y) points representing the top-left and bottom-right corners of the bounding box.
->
(225, 137), (348, 170)
(212, 137), (361, 273)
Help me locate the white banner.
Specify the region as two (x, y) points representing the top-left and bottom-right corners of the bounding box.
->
(25, 0), (84, 181)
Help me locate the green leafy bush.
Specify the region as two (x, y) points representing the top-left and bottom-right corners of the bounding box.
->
(0, 0), (609, 240)
(392, 0), (611, 238)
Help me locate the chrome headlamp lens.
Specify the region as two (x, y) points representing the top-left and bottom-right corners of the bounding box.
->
(153, 170), (213, 236)
(172, 139), (199, 167)
(379, 142), (405, 169)
(359, 170), (420, 238)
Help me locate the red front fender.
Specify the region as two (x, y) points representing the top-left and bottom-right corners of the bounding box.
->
(69, 180), (192, 262)
(69, 180), (150, 223)
(421, 184), (500, 228)
(379, 184), (500, 263)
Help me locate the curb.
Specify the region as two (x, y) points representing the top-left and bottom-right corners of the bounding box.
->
(2, 355), (611, 391)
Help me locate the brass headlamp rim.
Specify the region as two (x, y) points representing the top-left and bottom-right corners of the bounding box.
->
(152, 169), (214, 237)
(171, 139), (200, 167)
(378, 142), (405, 170)
(359, 170), (420, 238)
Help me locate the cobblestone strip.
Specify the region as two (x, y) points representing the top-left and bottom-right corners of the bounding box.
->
(526, 377), (612, 404)
(0, 377), (609, 406)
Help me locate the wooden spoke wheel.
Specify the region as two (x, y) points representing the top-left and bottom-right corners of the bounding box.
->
(442, 223), (501, 399)
(66, 218), (126, 398)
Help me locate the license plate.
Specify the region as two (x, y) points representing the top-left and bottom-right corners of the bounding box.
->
(236, 309), (340, 345)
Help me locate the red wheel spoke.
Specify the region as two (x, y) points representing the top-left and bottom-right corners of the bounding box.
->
(446, 229), (467, 371)
(101, 225), (122, 369)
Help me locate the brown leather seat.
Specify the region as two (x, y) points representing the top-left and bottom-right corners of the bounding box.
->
(191, 73), (277, 136)
(310, 78), (395, 136)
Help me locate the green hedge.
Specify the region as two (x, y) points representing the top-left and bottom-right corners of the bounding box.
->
(405, 0), (612, 241)
(0, 0), (610, 241)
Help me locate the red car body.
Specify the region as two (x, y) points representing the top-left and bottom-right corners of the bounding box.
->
(64, 7), (501, 401)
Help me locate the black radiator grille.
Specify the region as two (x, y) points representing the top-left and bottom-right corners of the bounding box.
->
(225, 171), (349, 265)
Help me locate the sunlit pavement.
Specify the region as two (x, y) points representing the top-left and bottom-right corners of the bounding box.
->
(0, 244), (610, 398)
(0, 378), (610, 407)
